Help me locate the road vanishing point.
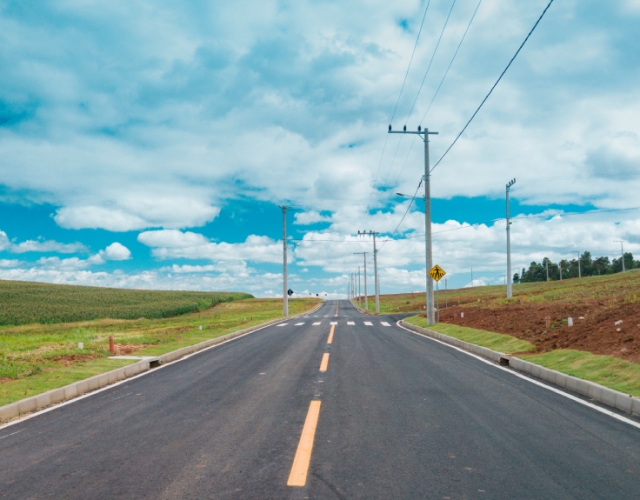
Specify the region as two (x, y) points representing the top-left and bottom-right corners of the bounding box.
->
(1, 300), (639, 498)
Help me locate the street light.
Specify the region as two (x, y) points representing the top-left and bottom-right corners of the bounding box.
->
(389, 125), (438, 324)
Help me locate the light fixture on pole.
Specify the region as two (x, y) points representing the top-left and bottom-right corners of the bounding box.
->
(506, 178), (516, 298)
(389, 124), (438, 325)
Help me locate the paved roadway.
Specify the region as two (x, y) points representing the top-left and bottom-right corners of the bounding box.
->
(1, 300), (640, 499)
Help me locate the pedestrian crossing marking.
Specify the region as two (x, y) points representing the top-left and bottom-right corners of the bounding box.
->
(428, 264), (446, 282)
(312, 322), (321, 326)
(347, 321), (355, 325)
(278, 323), (288, 327)
(364, 321), (373, 326)
(330, 321), (337, 325)
(295, 322), (305, 326)
(381, 322), (390, 326)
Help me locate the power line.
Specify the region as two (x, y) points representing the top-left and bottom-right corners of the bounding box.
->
(368, 1), (433, 210)
(389, 0), (433, 124)
(404, 0), (459, 124)
(420, 0), (484, 124)
(431, 0), (555, 173)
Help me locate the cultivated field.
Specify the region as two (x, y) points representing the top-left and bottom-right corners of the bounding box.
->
(364, 270), (640, 362)
(0, 280), (252, 325)
(0, 281), (320, 406)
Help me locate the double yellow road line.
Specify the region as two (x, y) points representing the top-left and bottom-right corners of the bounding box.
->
(287, 323), (335, 487)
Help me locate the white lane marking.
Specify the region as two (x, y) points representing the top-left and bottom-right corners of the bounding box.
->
(364, 322), (373, 326)
(0, 307), (325, 432)
(313, 315), (319, 318)
(277, 323), (289, 327)
(0, 430), (23, 440)
(330, 322), (337, 325)
(396, 321), (640, 430)
(324, 315), (330, 318)
(312, 322), (322, 326)
(347, 321), (355, 326)
(111, 392), (133, 402)
(295, 322), (305, 326)
(381, 322), (391, 326)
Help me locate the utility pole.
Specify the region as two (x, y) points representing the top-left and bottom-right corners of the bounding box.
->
(389, 124), (438, 324)
(578, 252), (581, 278)
(278, 205), (289, 317)
(358, 231), (380, 313)
(559, 260), (562, 280)
(354, 252), (368, 312)
(357, 266), (361, 306)
(506, 178), (516, 297)
(546, 259), (549, 281)
(615, 240), (625, 272)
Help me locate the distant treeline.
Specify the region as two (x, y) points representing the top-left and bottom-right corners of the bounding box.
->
(514, 252), (638, 283)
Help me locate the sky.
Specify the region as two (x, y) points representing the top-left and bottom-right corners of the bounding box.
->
(1, 0), (639, 298)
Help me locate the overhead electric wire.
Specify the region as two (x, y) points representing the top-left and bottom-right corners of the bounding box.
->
(403, 0), (458, 124)
(420, 0), (484, 124)
(431, 0), (555, 173)
(368, 1), (433, 210)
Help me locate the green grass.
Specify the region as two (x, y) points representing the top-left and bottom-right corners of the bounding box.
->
(405, 315), (536, 354)
(521, 349), (640, 397)
(0, 297), (320, 406)
(0, 280), (253, 325)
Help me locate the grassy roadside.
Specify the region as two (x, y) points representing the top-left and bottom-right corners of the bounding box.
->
(521, 350), (640, 397)
(404, 315), (640, 398)
(0, 298), (320, 407)
(404, 316), (535, 354)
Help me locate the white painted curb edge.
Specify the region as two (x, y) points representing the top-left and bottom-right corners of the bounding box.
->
(400, 320), (640, 418)
(0, 303), (322, 424)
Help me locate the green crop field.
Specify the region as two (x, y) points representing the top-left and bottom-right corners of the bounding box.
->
(0, 280), (253, 325)
(0, 284), (320, 406)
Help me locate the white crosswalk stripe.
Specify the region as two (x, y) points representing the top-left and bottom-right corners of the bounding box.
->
(277, 323), (288, 327)
(364, 321), (373, 326)
(330, 321), (337, 325)
(312, 322), (322, 326)
(381, 322), (390, 326)
(295, 322), (305, 326)
(347, 321), (355, 326)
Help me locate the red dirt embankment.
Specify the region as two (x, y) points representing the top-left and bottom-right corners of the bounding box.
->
(439, 300), (640, 361)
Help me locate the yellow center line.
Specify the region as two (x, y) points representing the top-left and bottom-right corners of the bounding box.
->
(319, 353), (330, 372)
(287, 400), (322, 487)
(327, 324), (335, 344)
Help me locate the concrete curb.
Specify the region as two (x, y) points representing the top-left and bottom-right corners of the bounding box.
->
(400, 320), (640, 418)
(0, 303), (322, 424)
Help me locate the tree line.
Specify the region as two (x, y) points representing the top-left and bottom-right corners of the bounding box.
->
(514, 251), (638, 283)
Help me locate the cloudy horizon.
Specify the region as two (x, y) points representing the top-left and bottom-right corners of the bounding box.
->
(1, 0), (639, 297)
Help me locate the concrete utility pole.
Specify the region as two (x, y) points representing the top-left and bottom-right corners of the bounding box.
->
(546, 259), (549, 281)
(358, 231), (380, 313)
(615, 240), (625, 272)
(578, 252), (581, 278)
(389, 124), (438, 324)
(559, 260), (562, 280)
(506, 178), (516, 297)
(278, 205), (289, 317)
(354, 252), (368, 312)
(357, 266), (361, 305)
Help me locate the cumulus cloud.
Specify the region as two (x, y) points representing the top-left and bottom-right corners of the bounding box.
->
(138, 230), (284, 263)
(0, 230), (87, 254)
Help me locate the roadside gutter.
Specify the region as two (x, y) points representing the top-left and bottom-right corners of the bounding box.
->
(400, 320), (640, 418)
(0, 303), (322, 424)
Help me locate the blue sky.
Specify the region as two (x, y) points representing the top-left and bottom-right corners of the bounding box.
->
(1, 0), (639, 296)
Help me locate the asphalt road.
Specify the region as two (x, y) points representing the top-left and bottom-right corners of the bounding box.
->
(1, 300), (639, 499)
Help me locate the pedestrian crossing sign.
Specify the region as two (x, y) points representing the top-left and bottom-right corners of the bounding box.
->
(428, 264), (446, 282)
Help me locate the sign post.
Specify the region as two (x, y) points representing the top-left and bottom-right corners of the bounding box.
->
(428, 265), (447, 323)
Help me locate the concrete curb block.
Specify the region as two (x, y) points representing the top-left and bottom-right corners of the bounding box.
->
(400, 320), (640, 418)
(0, 302), (323, 424)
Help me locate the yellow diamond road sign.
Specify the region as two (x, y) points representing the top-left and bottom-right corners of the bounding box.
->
(429, 264), (446, 282)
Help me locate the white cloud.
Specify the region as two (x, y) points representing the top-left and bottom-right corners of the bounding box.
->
(0, 230), (87, 254)
(138, 230), (284, 263)
(99, 242), (132, 261)
(0, 259), (20, 267)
